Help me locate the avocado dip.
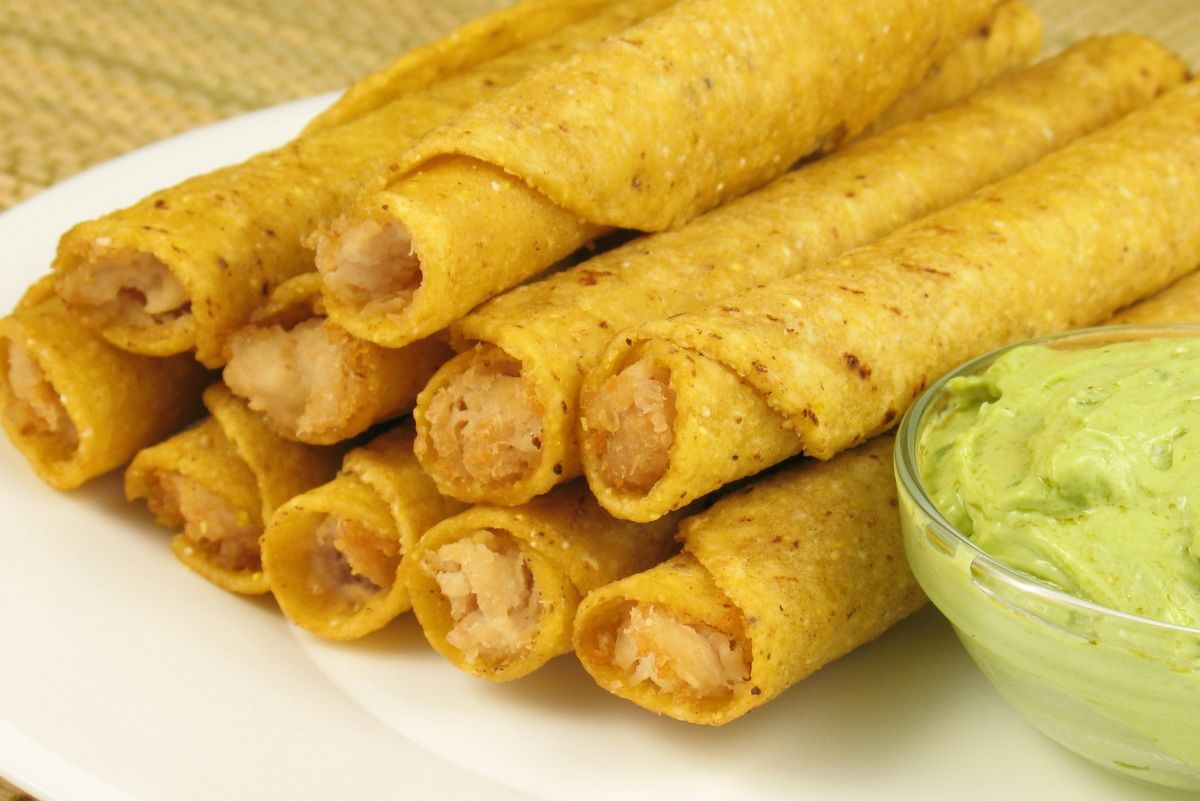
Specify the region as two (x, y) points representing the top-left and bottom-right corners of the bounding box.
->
(918, 335), (1200, 628)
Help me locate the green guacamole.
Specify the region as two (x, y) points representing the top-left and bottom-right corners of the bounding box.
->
(919, 336), (1200, 628)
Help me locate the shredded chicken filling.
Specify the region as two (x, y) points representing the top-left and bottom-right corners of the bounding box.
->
(1, 338), (78, 447)
(320, 218), (421, 309)
(57, 252), (190, 329)
(307, 515), (401, 605)
(612, 604), (749, 699)
(422, 531), (540, 664)
(423, 349), (543, 487)
(154, 472), (261, 571)
(585, 358), (675, 491)
(224, 320), (350, 436)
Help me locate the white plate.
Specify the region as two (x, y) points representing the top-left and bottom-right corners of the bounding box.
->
(0, 96), (1192, 801)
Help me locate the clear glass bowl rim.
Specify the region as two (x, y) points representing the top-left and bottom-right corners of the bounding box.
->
(894, 322), (1200, 638)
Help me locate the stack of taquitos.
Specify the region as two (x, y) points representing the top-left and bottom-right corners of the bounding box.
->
(580, 78), (1200, 522)
(126, 384), (343, 594)
(231, 0), (1043, 448)
(262, 423), (466, 638)
(572, 261), (1200, 725)
(405, 480), (684, 681)
(52, 0), (675, 368)
(412, 33), (1176, 506)
(221, 273), (453, 444)
(315, 0), (1006, 348)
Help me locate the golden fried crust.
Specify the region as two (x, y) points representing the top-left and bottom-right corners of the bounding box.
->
(399, 0), (1003, 231)
(263, 423), (467, 639)
(0, 286), (208, 490)
(576, 436), (924, 725)
(405, 480), (680, 681)
(325, 0), (1006, 348)
(52, 0), (665, 366)
(124, 385), (342, 594)
(1110, 269), (1200, 325)
(303, 0), (619, 132)
(586, 56), (1196, 521)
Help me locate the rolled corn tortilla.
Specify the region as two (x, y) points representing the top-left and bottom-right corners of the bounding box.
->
(415, 33), (1174, 507)
(1110, 269), (1200, 324)
(303, 0), (617, 132)
(0, 278), (210, 490)
(569, 279), (1200, 725)
(125, 384), (343, 594)
(53, 0), (671, 367)
(262, 424), (467, 640)
(862, 0), (1042, 137)
(316, 0), (1004, 347)
(405, 480), (681, 681)
(223, 273), (453, 444)
(574, 435), (924, 725)
(580, 77), (1200, 522)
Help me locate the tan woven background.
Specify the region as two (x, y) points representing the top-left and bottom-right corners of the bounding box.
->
(0, 0), (1198, 799)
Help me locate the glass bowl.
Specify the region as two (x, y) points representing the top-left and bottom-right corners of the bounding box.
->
(894, 324), (1200, 793)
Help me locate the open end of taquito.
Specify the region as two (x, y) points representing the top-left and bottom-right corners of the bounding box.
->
(0, 331), (78, 467)
(579, 339), (800, 522)
(263, 475), (408, 639)
(0, 283), (210, 490)
(126, 417), (269, 595)
(407, 521), (576, 682)
(56, 246), (195, 357)
(315, 156), (605, 348)
(415, 342), (561, 505)
(224, 316), (451, 445)
(574, 553), (751, 724)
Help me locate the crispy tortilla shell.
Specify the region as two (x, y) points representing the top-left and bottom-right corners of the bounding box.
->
(575, 436), (922, 725)
(583, 73), (1200, 522)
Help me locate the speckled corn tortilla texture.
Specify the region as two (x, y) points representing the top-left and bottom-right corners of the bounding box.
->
(0, 283), (209, 490)
(203, 384), (343, 518)
(575, 436), (923, 725)
(332, 0), (1003, 349)
(125, 416), (268, 594)
(264, 476), (403, 639)
(574, 552), (746, 722)
(864, 0), (1043, 136)
(51, 0), (653, 367)
(405, 479), (681, 681)
(303, 0), (617, 132)
(399, 0), (1003, 231)
(126, 384), (342, 594)
(1110, 269), (1200, 324)
(589, 77), (1200, 521)
(427, 31), (1164, 509)
(264, 424), (467, 639)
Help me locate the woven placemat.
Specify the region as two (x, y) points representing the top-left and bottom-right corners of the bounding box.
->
(0, 0), (503, 209)
(0, 1), (1198, 800)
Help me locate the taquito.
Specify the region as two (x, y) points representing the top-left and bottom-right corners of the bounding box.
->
(580, 78), (1200, 522)
(405, 480), (681, 681)
(574, 435), (921, 725)
(415, 34), (1172, 507)
(316, 0), (1005, 348)
(572, 265), (1200, 725)
(53, 0), (673, 367)
(262, 424), (466, 639)
(1110, 269), (1200, 324)
(125, 384), (342, 594)
(0, 278), (209, 490)
(862, 0), (1042, 137)
(223, 274), (452, 444)
(303, 0), (616, 132)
